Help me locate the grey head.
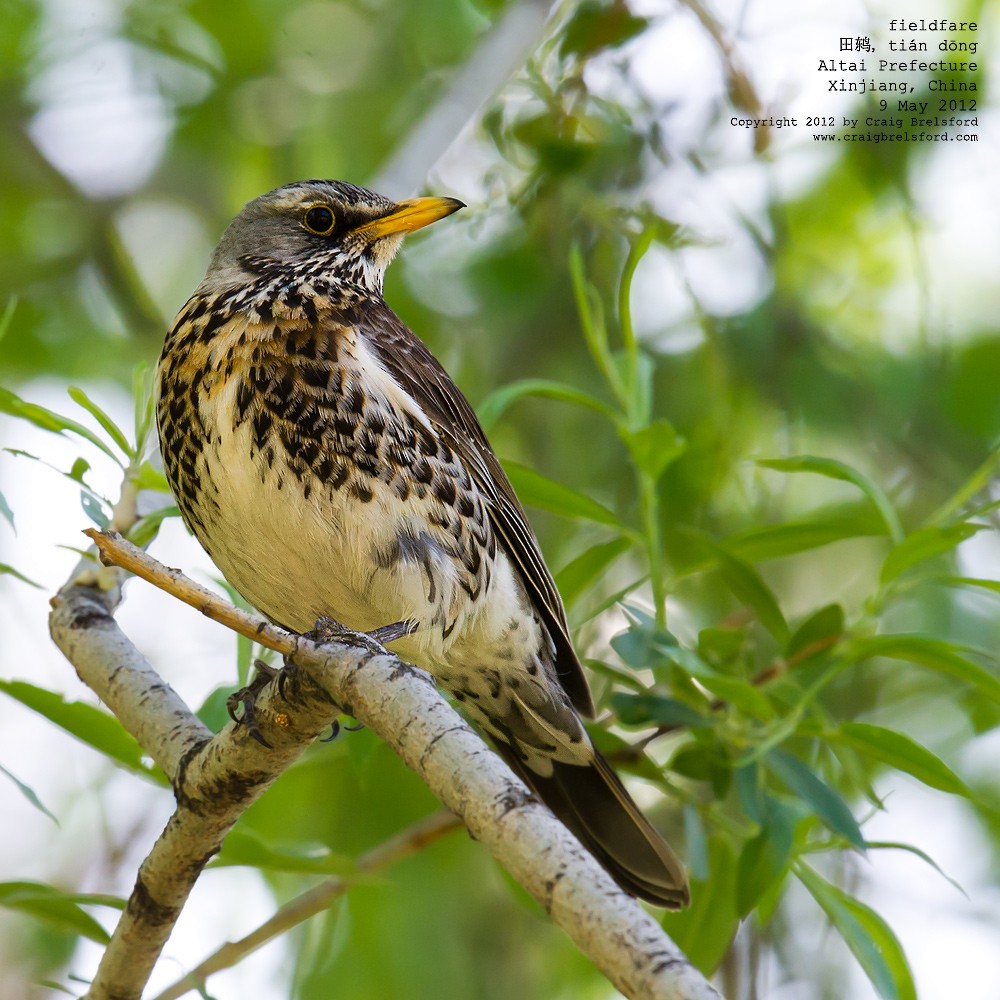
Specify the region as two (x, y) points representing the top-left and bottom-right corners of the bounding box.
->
(201, 179), (464, 296)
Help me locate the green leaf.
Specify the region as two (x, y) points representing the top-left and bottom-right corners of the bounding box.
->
(683, 805), (709, 881)
(0, 681), (165, 783)
(881, 523), (986, 584)
(797, 863), (916, 1000)
(555, 537), (630, 610)
(766, 749), (865, 849)
(0, 488), (14, 532)
(671, 742), (732, 797)
(133, 461), (172, 493)
(0, 763), (58, 824)
(476, 378), (614, 432)
(946, 576), (1000, 598)
(713, 546), (789, 644)
(695, 674), (775, 720)
(660, 835), (741, 974)
(0, 386), (122, 466)
(560, 0), (650, 58)
(68, 386), (133, 459)
(0, 562), (43, 588)
(609, 692), (707, 728)
(927, 445), (1000, 526)
(610, 622), (666, 670)
(503, 461), (622, 528)
(619, 419), (686, 482)
(736, 793), (797, 915)
(587, 727), (663, 782)
(128, 504), (180, 548)
(833, 722), (970, 797)
(866, 841), (966, 896)
(697, 626), (745, 668)
(727, 508), (887, 561)
(214, 827), (354, 875)
(0, 881), (119, 944)
(854, 635), (1000, 706)
(758, 455), (903, 543)
(0, 296), (18, 344)
(80, 491), (110, 528)
(787, 604), (844, 662)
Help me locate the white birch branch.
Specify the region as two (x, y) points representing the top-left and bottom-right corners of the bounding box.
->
(49, 531), (722, 1000)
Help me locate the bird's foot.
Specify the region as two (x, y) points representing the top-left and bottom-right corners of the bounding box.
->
(308, 615), (418, 656)
(227, 659), (288, 748)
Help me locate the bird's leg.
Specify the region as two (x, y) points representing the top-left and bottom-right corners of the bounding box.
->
(305, 617), (418, 739)
(227, 658), (283, 748)
(307, 615), (418, 656)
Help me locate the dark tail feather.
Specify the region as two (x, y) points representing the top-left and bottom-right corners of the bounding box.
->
(494, 743), (690, 909)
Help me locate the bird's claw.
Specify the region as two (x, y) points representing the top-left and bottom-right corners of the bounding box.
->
(308, 615), (417, 655)
(226, 659), (286, 748)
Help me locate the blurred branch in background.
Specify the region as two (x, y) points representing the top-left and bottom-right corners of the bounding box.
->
(374, 0), (552, 193)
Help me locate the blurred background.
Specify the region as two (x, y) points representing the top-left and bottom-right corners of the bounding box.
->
(1, 0), (998, 997)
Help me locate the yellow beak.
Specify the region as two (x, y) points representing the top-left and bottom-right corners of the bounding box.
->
(357, 196), (465, 239)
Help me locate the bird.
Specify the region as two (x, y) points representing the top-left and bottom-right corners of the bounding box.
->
(155, 179), (690, 908)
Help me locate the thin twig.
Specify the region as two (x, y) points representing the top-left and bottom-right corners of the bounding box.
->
(151, 810), (461, 1000)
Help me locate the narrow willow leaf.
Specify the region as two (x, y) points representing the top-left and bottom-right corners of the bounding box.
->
(867, 841), (967, 895)
(0, 764), (58, 824)
(787, 604), (844, 661)
(834, 722), (970, 797)
(880, 523), (985, 584)
(0, 488), (14, 532)
(127, 504), (180, 548)
(619, 419), (685, 482)
(0, 680), (165, 783)
(0, 563), (43, 588)
(713, 547), (789, 644)
(660, 835), (741, 974)
(0, 882), (113, 945)
(0, 296), (17, 344)
(736, 793), (797, 915)
(684, 805), (709, 881)
(80, 491), (110, 528)
(728, 507), (887, 561)
(609, 692), (707, 728)
(937, 576), (1000, 598)
(0, 386), (121, 465)
(695, 674), (775, 720)
(133, 461), (172, 493)
(503, 461), (622, 528)
(555, 537), (630, 610)
(68, 386), (133, 459)
(476, 378), (615, 431)
(927, 445), (1000, 526)
(854, 635), (1000, 706)
(767, 749), (865, 849)
(758, 455), (904, 543)
(797, 863), (917, 1000)
(212, 829), (354, 875)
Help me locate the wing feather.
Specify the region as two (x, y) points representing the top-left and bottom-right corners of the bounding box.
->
(355, 302), (594, 717)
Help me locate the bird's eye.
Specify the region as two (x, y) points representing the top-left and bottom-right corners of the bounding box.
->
(303, 206), (336, 235)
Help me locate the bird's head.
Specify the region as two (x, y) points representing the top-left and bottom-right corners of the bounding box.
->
(203, 180), (464, 296)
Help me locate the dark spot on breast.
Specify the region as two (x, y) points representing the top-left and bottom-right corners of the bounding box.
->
(350, 482), (373, 503)
(412, 458), (433, 484)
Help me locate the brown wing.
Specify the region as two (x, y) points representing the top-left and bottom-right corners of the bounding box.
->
(355, 301), (594, 717)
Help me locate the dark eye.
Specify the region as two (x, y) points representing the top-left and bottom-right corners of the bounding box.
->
(303, 206), (335, 235)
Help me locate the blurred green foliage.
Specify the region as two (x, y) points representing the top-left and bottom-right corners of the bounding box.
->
(1, 0), (998, 998)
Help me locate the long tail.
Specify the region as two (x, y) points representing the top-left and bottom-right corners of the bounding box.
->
(493, 742), (690, 908)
